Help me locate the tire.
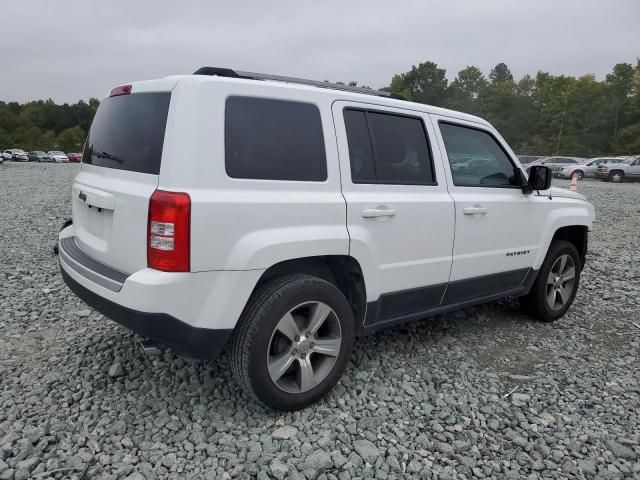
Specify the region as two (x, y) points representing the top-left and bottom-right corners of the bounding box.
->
(521, 240), (582, 322)
(574, 170), (584, 180)
(230, 274), (355, 411)
(609, 171), (624, 183)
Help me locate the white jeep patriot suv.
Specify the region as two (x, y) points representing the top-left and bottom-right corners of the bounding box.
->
(58, 67), (595, 410)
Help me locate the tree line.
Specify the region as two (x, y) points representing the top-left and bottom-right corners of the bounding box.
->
(1, 60), (639, 155)
(0, 98), (99, 153)
(383, 60), (640, 156)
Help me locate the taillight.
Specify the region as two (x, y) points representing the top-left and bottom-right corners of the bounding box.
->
(110, 84), (132, 96)
(147, 190), (190, 272)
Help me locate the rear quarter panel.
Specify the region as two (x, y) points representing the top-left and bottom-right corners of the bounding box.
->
(159, 77), (349, 272)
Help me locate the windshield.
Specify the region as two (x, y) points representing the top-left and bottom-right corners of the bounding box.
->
(51, 151), (64, 155)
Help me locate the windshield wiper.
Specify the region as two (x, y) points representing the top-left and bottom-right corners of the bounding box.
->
(93, 150), (124, 164)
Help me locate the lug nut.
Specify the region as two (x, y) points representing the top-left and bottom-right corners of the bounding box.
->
(291, 349), (298, 355)
(300, 353), (306, 359)
(310, 342), (315, 348)
(294, 335), (300, 342)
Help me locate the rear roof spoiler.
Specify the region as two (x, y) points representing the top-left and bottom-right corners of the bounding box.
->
(193, 66), (406, 101)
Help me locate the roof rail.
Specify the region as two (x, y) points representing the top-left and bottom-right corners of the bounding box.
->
(193, 67), (406, 100)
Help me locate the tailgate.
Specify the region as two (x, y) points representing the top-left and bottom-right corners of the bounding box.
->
(72, 167), (158, 273)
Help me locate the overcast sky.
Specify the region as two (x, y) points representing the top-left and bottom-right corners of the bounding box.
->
(1, 0), (638, 103)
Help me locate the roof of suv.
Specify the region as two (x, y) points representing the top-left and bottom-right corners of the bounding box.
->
(121, 67), (490, 128)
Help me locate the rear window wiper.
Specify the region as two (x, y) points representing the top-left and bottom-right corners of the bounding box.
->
(94, 150), (124, 164)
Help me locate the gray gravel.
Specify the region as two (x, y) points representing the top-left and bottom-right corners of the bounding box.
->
(1, 162), (639, 479)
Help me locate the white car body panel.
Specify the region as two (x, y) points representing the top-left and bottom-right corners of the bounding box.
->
(332, 100), (455, 302)
(429, 114), (546, 281)
(59, 225), (262, 329)
(72, 165), (158, 274)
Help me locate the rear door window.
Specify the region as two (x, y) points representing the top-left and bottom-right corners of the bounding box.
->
(343, 108), (436, 185)
(225, 97), (327, 181)
(83, 92), (171, 175)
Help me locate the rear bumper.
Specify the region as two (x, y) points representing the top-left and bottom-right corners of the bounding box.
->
(61, 268), (231, 359)
(58, 226), (264, 359)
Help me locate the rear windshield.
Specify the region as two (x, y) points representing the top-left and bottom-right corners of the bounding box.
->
(83, 92), (170, 175)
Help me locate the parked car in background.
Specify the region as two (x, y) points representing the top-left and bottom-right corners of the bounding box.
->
(48, 151), (69, 163)
(518, 155), (545, 164)
(3, 149), (28, 162)
(66, 152), (82, 163)
(595, 156), (640, 182)
(557, 157), (623, 180)
(528, 156), (585, 176)
(27, 151), (51, 162)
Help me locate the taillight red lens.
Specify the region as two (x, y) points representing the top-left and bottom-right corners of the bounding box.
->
(110, 84), (132, 96)
(147, 190), (190, 272)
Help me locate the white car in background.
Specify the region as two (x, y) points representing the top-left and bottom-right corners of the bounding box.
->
(48, 151), (69, 163)
(3, 149), (28, 162)
(557, 157), (625, 180)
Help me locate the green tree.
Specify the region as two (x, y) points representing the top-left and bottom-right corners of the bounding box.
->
(489, 63), (514, 84)
(613, 123), (640, 154)
(387, 61), (448, 106)
(606, 63), (635, 137)
(446, 66), (488, 115)
(57, 126), (85, 152)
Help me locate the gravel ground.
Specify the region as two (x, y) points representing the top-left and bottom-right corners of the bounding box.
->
(0, 162), (639, 480)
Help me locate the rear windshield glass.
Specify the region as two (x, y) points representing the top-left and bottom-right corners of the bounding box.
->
(83, 92), (170, 175)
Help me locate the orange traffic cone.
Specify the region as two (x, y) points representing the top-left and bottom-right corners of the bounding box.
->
(569, 172), (578, 192)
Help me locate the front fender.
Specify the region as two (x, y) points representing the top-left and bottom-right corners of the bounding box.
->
(533, 203), (594, 269)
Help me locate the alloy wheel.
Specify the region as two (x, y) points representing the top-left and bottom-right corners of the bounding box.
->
(267, 301), (342, 394)
(546, 254), (576, 310)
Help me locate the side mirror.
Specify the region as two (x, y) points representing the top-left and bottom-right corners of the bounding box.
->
(527, 165), (553, 191)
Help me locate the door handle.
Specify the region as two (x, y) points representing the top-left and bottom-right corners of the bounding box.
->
(361, 207), (396, 218)
(463, 205), (488, 215)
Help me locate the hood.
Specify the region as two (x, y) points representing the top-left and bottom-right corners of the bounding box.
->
(548, 186), (587, 201)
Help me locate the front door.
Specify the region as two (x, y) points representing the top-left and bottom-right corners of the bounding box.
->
(627, 157), (640, 179)
(430, 115), (547, 303)
(333, 102), (455, 324)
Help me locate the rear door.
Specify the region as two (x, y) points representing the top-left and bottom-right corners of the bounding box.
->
(333, 102), (455, 324)
(72, 89), (171, 274)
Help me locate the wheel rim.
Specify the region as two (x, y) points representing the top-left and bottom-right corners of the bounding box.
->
(612, 173), (622, 182)
(546, 254), (576, 310)
(267, 301), (342, 394)
(576, 172), (583, 180)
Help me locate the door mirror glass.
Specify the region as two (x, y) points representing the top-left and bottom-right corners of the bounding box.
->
(527, 165), (553, 191)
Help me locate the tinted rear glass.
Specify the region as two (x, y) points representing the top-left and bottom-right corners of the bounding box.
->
(344, 108), (436, 185)
(83, 92), (170, 175)
(225, 96), (327, 181)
